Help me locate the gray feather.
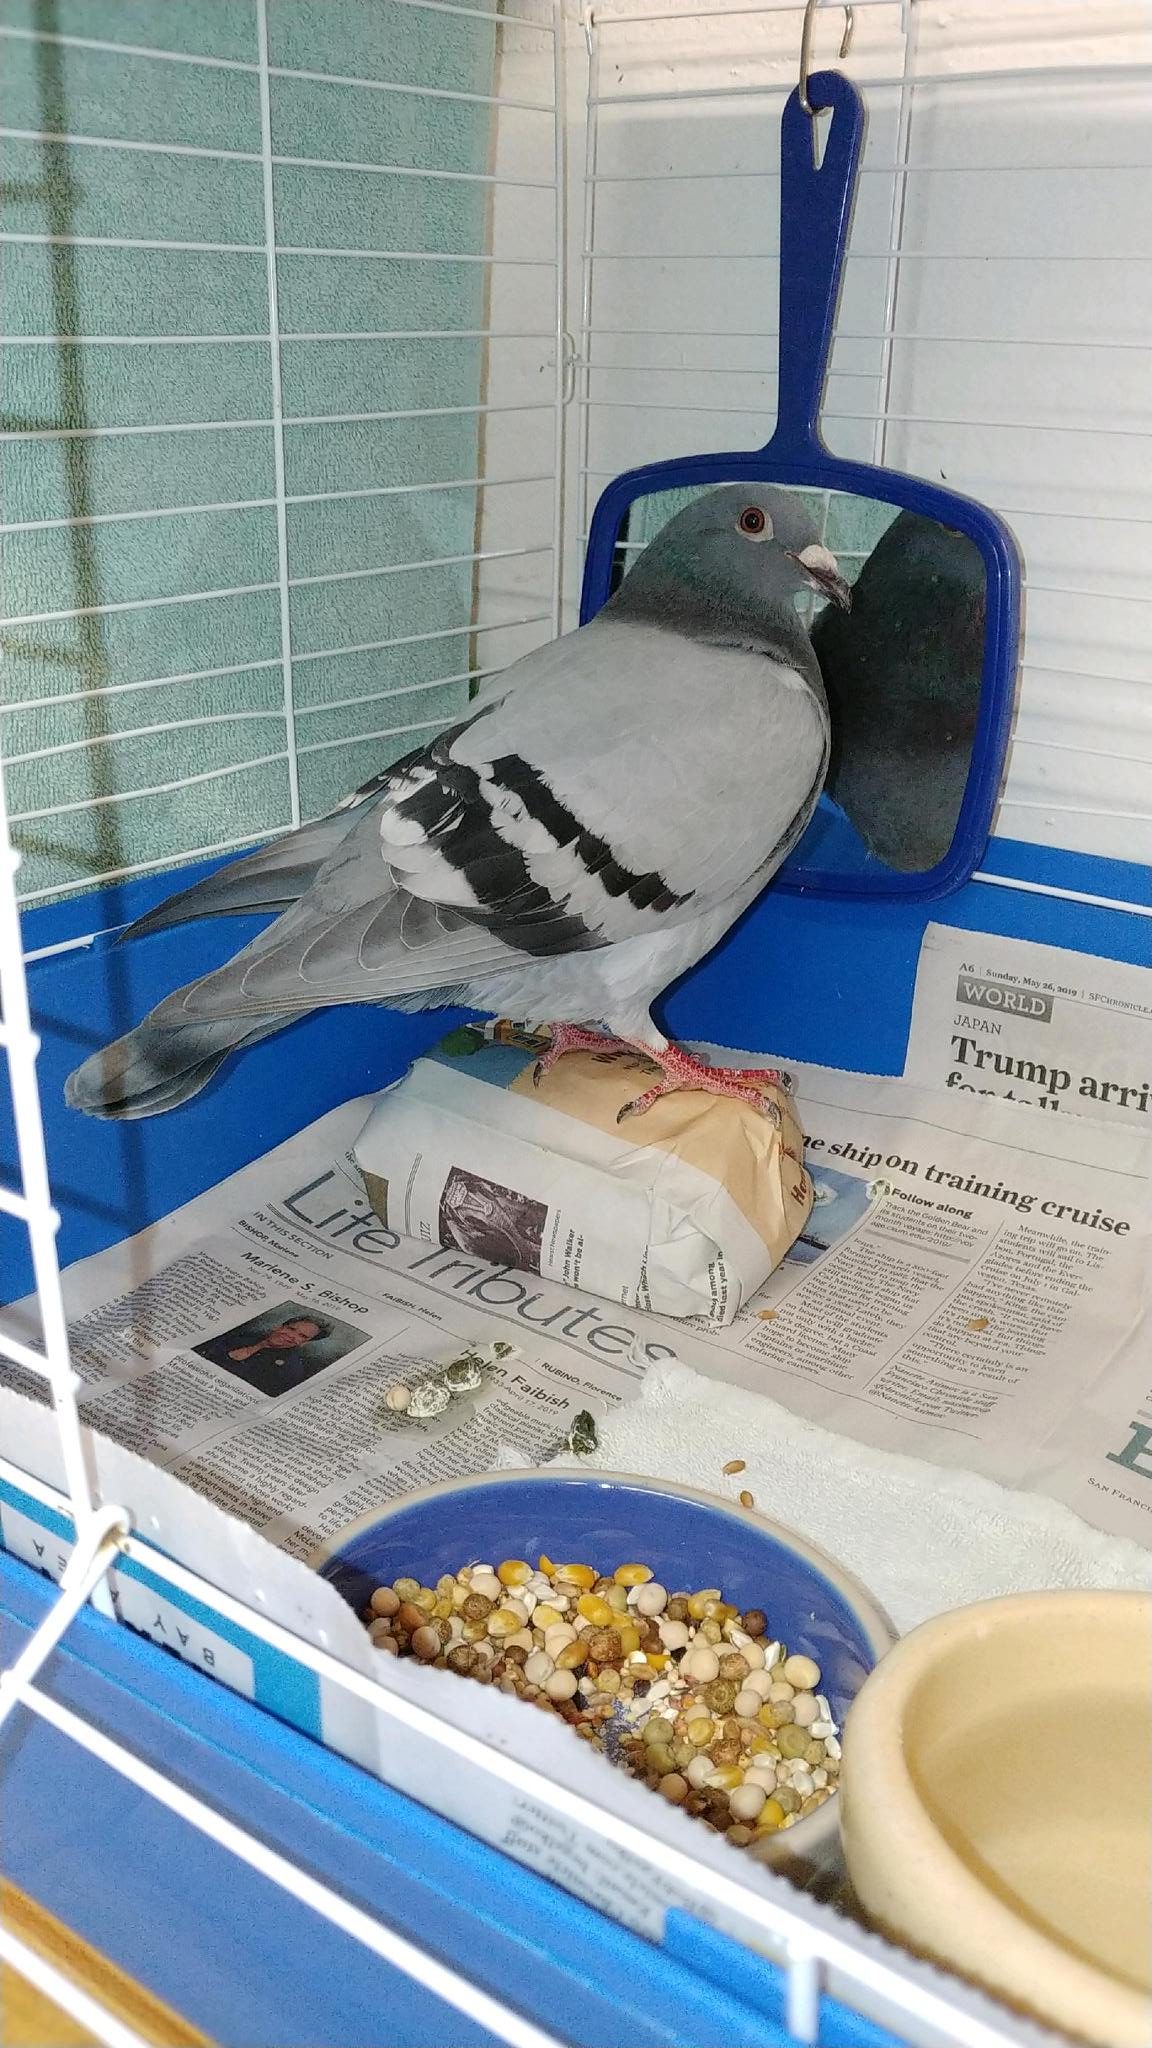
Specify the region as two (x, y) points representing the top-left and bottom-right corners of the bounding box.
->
(119, 792), (378, 942)
(64, 1013), (288, 1120)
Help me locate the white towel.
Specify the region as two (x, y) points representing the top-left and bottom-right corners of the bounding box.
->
(520, 1359), (1152, 1634)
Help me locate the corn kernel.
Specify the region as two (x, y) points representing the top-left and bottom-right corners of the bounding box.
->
(497, 1559), (531, 1588)
(555, 1640), (589, 1671)
(644, 1652), (669, 1671)
(617, 1624), (641, 1655)
(488, 1606), (525, 1637)
(614, 1563), (654, 1587)
(532, 1603), (564, 1631)
(556, 1563), (597, 1589)
(537, 1554), (557, 1577)
(687, 1588), (722, 1621)
(756, 1799), (786, 1831)
(706, 1765), (744, 1791)
(576, 1593), (615, 1627)
(686, 1716), (714, 1746)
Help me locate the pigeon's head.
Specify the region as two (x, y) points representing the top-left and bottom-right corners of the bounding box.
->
(614, 485), (853, 633)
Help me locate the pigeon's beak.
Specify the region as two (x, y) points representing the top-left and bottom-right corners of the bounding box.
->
(787, 543), (852, 612)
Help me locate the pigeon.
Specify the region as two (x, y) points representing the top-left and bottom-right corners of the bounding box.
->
(811, 508), (986, 871)
(66, 485), (849, 1123)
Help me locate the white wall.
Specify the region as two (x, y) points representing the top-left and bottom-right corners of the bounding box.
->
(483, 0), (1152, 871)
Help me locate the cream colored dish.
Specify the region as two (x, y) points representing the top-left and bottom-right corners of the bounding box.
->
(839, 1591), (1152, 2047)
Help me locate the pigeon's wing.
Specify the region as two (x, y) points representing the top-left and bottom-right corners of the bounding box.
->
(115, 708), (507, 943)
(119, 803), (372, 941)
(150, 616), (827, 1029)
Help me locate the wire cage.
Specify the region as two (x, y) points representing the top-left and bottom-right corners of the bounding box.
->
(1, 1), (1150, 2042)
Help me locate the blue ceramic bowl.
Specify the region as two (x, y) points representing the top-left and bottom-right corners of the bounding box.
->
(317, 1470), (894, 1744)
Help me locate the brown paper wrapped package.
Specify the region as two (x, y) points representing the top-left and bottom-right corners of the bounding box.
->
(354, 1036), (812, 1324)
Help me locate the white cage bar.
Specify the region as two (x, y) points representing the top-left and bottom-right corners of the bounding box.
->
(2, 1), (1148, 2039)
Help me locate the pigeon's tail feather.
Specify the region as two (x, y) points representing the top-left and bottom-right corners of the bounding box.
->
(65, 1008), (295, 1120)
(121, 808), (367, 944)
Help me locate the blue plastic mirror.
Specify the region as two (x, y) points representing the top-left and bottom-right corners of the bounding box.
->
(579, 72), (1021, 901)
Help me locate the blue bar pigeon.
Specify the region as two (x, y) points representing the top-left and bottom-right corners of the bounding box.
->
(66, 486), (849, 1122)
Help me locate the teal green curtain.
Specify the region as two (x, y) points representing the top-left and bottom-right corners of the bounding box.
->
(0, 0), (496, 901)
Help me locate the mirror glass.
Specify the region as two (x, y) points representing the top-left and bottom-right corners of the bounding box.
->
(604, 482), (989, 879)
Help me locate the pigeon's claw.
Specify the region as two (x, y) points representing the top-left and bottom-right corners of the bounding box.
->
(532, 1022), (625, 1086)
(615, 1043), (784, 1124)
(531, 1028), (786, 1124)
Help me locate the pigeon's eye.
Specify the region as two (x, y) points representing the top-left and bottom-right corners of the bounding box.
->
(737, 506), (769, 538)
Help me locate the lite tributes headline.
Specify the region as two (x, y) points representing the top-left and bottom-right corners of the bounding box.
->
(260, 1175), (679, 1363)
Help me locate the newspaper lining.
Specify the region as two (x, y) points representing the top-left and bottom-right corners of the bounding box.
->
(905, 922), (1152, 1129)
(5, 1039), (1150, 1552)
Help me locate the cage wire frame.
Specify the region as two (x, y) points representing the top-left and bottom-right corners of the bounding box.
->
(0, 2), (1146, 2042)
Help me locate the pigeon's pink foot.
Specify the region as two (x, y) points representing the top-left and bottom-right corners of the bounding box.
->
(532, 1022), (632, 1085)
(616, 1042), (785, 1123)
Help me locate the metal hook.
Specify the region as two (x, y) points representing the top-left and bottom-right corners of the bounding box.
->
(798, 0), (854, 116)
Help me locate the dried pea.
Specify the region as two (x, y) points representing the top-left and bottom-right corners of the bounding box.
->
(778, 1724), (812, 1760)
(586, 1628), (621, 1664)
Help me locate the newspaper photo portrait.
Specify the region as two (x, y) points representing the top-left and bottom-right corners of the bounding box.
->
(194, 1300), (369, 1397)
